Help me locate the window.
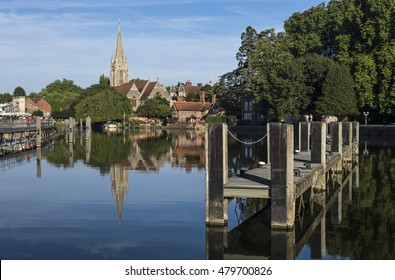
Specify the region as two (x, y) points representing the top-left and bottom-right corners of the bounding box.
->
(249, 101), (253, 111)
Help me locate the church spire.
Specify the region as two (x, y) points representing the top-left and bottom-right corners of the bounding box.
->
(110, 21), (129, 87)
(115, 21), (124, 61)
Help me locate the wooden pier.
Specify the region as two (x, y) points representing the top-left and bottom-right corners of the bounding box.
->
(0, 117), (57, 157)
(205, 121), (359, 229)
(205, 121), (359, 259)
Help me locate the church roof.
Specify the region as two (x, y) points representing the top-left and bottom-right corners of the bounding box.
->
(140, 82), (158, 101)
(115, 82), (134, 95)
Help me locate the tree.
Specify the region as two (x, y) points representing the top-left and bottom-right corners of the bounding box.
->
(315, 63), (358, 118)
(32, 110), (44, 117)
(136, 96), (170, 119)
(0, 93), (12, 103)
(99, 74), (110, 86)
(284, 0), (395, 113)
(39, 79), (84, 114)
(184, 92), (200, 102)
(75, 90), (131, 122)
(13, 86), (26, 96)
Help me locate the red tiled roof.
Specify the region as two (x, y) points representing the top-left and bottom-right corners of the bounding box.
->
(172, 102), (212, 112)
(115, 82), (133, 95)
(135, 80), (149, 92)
(140, 82), (157, 101)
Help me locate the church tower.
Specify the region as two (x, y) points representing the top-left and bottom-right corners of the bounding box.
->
(110, 22), (129, 87)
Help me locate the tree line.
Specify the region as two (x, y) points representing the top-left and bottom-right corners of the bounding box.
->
(214, 0), (394, 121)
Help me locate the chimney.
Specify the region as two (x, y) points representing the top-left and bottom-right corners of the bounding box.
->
(211, 94), (216, 104)
(200, 91), (206, 102)
(197, 83), (202, 88)
(186, 80), (192, 86)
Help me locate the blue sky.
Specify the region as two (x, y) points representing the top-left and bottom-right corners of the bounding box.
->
(0, 0), (327, 94)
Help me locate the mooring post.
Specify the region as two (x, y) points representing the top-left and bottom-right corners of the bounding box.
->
(205, 123), (228, 226)
(266, 123), (270, 164)
(36, 116), (42, 148)
(342, 122), (352, 147)
(330, 122), (342, 154)
(294, 122), (301, 152)
(300, 122), (310, 152)
(311, 122), (327, 164)
(85, 116), (92, 141)
(270, 123), (294, 230)
(352, 121), (359, 156)
(68, 117), (74, 144)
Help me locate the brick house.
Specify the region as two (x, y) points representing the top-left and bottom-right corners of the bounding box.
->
(26, 97), (51, 117)
(171, 92), (219, 123)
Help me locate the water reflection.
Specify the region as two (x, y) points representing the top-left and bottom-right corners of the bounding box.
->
(0, 131), (394, 259)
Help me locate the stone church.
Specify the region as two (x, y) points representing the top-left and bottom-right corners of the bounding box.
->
(110, 22), (169, 112)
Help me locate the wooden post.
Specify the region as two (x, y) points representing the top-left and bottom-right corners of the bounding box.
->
(352, 121), (359, 145)
(311, 122), (327, 164)
(331, 122), (342, 154)
(294, 122), (301, 152)
(205, 123), (228, 226)
(85, 116), (92, 141)
(68, 117), (74, 144)
(36, 116), (42, 148)
(270, 123), (294, 229)
(300, 122), (310, 152)
(266, 123), (270, 164)
(342, 122), (352, 147)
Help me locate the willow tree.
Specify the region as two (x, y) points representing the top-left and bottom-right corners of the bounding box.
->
(75, 90), (131, 122)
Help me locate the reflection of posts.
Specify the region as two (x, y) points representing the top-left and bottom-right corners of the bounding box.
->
(69, 143), (74, 167)
(271, 229), (295, 259)
(205, 123), (228, 226)
(310, 214), (326, 259)
(270, 123), (294, 229)
(85, 117), (92, 163)
(36, 148), (42, 178)
(205, 226), (226, 260)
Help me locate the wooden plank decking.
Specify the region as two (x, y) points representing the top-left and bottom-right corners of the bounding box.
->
(224, 144), (355, 200)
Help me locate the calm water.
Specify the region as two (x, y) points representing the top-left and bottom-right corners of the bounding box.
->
(0, 129), (393, 260)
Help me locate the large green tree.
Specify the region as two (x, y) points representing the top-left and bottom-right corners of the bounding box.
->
(75, 89), (131, 122)
(136, 96), (170, 119)
(284, 0), (395, 113)
(315, 63), (358, 118)
(38, 79), (84, 113)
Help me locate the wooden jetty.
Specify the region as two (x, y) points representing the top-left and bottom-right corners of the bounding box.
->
(205, 121), (359, 259)
(205, 121), (359, 230)
(0, 117), (57, 157)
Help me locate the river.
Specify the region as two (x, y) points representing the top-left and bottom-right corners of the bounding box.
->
(0, 129), (393, 259)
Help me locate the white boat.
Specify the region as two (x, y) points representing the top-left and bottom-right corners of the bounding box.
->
(103, 121), (119, 130)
